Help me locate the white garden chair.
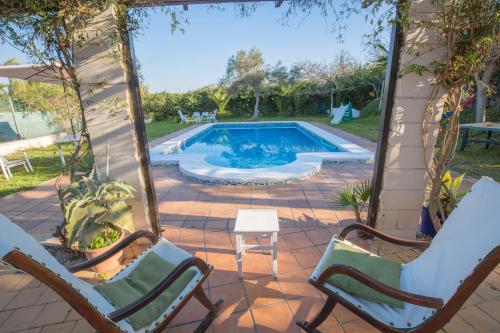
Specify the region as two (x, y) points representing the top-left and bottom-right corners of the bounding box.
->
(0, 152), (34, 180)
(177, 110), (191, 124)
(297, 177), (500, 333)
(0, 214), (222, 333)
(193, 112), (202, 124)
(201, 111), (210, 123)
(206, 109), (217, 123)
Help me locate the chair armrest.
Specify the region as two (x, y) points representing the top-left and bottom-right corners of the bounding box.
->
(108, 256), (211, 322)
(315, 264), (443, 309)
(338, 223), (431, 250)
(68, 230), (159, 273)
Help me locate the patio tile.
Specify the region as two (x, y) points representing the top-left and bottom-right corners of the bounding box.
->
(210, 282), (248, 317)
(264, 250), (302, 274)
(38, 321), (76, 333)
(212, 310), (254, 333)
(4, 286), (46, 310)
(443, 315), (479, 333)
(0, 304), (43, 332)
(170, 298), (207, 326)
(291, 246), (322, 269)
(287, 297), (338, 330)
(70, 320), (95, 333)
(0, 292), (17, 311)
(477, 299), (500, 321)
(277, 269), (322, 300)
(251, 301), (299, 333)
(243, 277), (283, 308)
(305, 228), (333, 245)
(0, 310), (13, 327)
(30, 301), (72, 327)
(458, 306), (500, 332)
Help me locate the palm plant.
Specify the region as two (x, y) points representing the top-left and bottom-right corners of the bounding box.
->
(209, 88), (231, 117)
(331, 180), (372, 224)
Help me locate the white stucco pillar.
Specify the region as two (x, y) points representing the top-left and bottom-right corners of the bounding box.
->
(376, 0), (447, 238)
(74, 7), (158, 233)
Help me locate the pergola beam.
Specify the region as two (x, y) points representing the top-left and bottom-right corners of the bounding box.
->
(126, 0), (280, 7)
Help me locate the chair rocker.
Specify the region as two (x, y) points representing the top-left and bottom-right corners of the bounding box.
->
(0, 214), (223, 333)
(297, 177), (500, 333)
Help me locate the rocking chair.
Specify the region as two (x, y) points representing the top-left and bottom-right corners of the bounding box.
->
(0, 214), (223, 333)
(297, 177), (500, 333)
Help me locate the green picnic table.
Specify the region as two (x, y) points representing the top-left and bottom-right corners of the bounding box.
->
(459, 122), (500, 151)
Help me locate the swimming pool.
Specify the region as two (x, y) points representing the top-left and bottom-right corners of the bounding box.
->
(150, 121), (373, 185)
(180, 123), (341, 169)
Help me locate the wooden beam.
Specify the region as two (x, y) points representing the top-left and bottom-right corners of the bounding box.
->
(366, 8), (402, 228)
(275, 0), (283, 7)
(183, 4), (189, 10)
(125, 0), (279, 7)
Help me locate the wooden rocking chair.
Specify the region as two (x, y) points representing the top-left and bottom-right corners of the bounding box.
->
(297, 177), (500, 333)
(0, 214), (223, 333)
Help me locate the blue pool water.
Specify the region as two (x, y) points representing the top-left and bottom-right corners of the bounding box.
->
(178, 123), (341, 169)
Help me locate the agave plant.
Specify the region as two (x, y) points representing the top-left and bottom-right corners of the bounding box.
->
(331, 180), (372, 224)
(62, 168), (136, 250)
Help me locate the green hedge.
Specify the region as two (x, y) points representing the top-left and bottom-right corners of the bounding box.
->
(142, 84), (377, 121)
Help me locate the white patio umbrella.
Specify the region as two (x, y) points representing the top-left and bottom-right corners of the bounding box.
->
(0, 63), (69, 85)
(0, 63), (76, 136)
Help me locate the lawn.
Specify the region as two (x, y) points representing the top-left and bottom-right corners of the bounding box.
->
(146, 121), (191, 141)
(0, 143), (74, 198)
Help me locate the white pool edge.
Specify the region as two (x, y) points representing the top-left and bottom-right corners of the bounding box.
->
(149, 121), (374, 185)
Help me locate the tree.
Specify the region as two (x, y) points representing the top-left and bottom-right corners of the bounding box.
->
(473, 45), (499, 122)
(222, 48), (267, 119)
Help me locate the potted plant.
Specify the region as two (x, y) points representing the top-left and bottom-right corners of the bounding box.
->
(62, 168), (136, 272)
(331, 180), (372, 238)
(421, 171), (466, 237)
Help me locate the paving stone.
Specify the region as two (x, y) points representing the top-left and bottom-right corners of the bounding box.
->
(31, 301), (72, 327)
(0, 304), (43, 332)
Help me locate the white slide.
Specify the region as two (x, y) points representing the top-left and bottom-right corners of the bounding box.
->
(330, 105), (348, 124)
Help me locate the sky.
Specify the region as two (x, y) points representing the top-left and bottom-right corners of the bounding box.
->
(1, 3), (388, 92)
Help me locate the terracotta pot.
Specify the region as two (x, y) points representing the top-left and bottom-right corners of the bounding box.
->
(84, 232), (124, 273)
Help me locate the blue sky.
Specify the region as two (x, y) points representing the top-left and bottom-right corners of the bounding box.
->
(1, 3), (387, 92)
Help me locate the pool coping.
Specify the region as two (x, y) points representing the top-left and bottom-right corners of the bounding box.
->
(149, 121), (374, 185)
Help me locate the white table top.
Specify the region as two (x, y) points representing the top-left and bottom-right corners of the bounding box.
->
(234, 209), (279, 233)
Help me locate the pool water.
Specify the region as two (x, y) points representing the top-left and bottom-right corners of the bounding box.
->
(178, 123), (341, 169)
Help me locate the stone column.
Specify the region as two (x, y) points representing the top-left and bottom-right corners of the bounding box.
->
(375, 0), (447, 238)
(74, 6), (159, 233)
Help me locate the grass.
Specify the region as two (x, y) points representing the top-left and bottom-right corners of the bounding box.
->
(146, 121), (191, 141)
(0, 143), (74, 198)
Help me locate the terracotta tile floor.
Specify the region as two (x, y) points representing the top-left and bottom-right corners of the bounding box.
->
(0, 126), (498, 333)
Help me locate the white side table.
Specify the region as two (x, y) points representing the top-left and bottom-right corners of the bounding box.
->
(234, 209), (280, 279)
